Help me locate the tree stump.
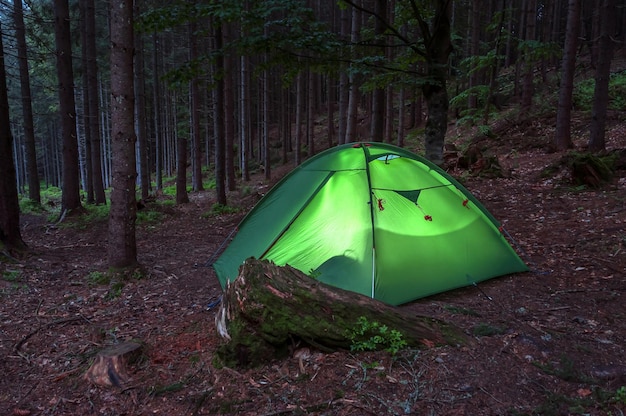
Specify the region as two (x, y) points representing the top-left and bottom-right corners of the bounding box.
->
(84, 341), (143, 387)
(215, 259), (466, 368)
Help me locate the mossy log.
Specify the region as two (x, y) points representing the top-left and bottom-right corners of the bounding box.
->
(215, 259), (466, 368)
(84, 341), (143, 387)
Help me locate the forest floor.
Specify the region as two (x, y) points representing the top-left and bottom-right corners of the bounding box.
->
(2, 112), (626, 416)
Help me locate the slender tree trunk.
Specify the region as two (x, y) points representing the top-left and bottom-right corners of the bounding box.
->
(370, 0), (386, 142)
(307, 69), (315, 156)
(421, 0), (453, 165)
(345, 1), (362, 143)
(397, 86), (405, 147)
(135, 29), (150, 200)
(152, 33), (163, 191)
(0, 21), (27, 252)
(223, 24), (236, 191)
(294, 72), (304, 165)
(384, 86), (394, 144)
(214, 24), (227, 206)
(468, 0), (482, 110)
(13, 0), (40, 204)
(327, 77), (335, 148)
(554, 0), (581, 151)
(54, 0), (82, 215)
(521, 0), (537, 110)
(85, 0), (106, 204)
(483, 0), (507, 125)
(588, 0), (616, 152)
(79, 0), (94, 204)
(108, 0), (137, 268)
(189, 21), (204, 192)
(240, 53), (250, 182)
(176, 130), (189, 204)
(280, 86), (289, 164)
(262, 57), (271, 180)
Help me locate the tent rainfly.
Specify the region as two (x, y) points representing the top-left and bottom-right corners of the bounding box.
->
(213, 142), (528, 305)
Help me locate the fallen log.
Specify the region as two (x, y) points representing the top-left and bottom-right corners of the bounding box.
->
(84, 341), (143, 387)
(215, 259), (466, 368)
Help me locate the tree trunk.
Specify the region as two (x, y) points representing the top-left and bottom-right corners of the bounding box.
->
(370, 3), (386, 142)
(79, 0), (94, 204)
(468, 0), (482, 110)
(294, 72), (304, 165)
(307, 69), (315, 156)
(215, 259), (466, 369)
(588, 0), (616, 152)
(345, 1), (362, 143)
(338, 7), (350, 144)
(0, 20), (27, 253)
(135, 29), (150, 200)
(152, 33), (163, 191)
(189, 21), (204, 192)
(13, 0), (40, 204)
(175, 131), (189, 204)
(54, 0), (82, 215)
(213, 24), (227, 206)
(108, 0), (137, 269)
(85, 0), (106, 205)
(421, 0), (452, 165)
(240, 53), (250, 182)
(223, 24), (236, 191)
(555, 0), (581, 151)
(521, 0), (537, 110)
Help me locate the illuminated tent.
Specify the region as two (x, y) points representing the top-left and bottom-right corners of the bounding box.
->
(213, 142), (528, 305)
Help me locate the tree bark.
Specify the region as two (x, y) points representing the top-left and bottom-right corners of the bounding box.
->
(176, 130), (189, 204)
(54, 0), (82, 215)
(554, 0), (581, 151)
(189, 21), (204, 192)
(215, 259), (466, 368)
(84, 0), (106, 205)
(588, 0), (616, 152)
(521, 0), (537, 110)
(152, 33), (163, 191)
(135, 29), (150, 200)
(0, 20), (27, 253)
(420, 0), (452, 165)
(222, 23), (236, 191)
(213, 24), (227, 206)
(79, 0), (94, 204)
(108, 0), (137, 268)
(13, 0), (40, 204)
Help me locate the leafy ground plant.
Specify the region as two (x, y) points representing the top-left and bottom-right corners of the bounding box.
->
(347, 316), (407, 355)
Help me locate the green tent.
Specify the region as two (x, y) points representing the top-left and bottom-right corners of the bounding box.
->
(213, 142), (528, 305)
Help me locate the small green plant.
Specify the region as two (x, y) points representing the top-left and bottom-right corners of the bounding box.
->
(573, 70), (626, 111)
(137, 210), (164, 224)
(105, 281), (125, 300)
(203, 178), (216, 189)
(19, 197), (47, 214)
(203, 203), (239, 218)
(308, 269), (322, 279)
(2, 270), (22, 282)
(86, 271), (110, 285)
(347, 316), (407, 355)
(162, 185), (176, 196)
(84, 204), (110, 223)
(612, 386), (626, 405)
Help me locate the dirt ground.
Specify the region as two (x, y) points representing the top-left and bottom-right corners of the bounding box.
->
(1, 117), (625, 416)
